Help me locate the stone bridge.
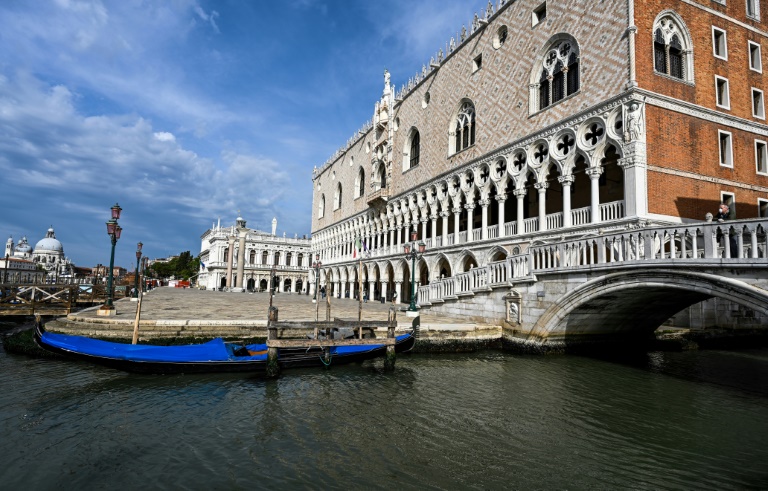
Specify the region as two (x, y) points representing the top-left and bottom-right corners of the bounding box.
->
(417, 218), (768, 350)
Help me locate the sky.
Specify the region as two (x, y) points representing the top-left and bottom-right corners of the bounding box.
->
(0, 0), (490, 270)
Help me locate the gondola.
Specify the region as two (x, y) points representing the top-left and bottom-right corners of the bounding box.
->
(33, 320), (415, 374)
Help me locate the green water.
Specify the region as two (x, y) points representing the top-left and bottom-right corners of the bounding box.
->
(1, 334), (767, 490)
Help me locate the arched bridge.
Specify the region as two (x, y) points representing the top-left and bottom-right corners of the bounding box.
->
(418, 218), (768, 348)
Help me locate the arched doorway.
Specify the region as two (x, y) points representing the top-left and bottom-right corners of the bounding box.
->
(247, 278), (256, 291)
(436, 256), (452, 280)
(296, 278), (304, 294)
(220, 276), (227, 289)
(260, 279), (268, 291)
(461, 254), (478, 272)
(284, 278), (292, 292)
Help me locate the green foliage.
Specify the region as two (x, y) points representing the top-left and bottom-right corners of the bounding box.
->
(148, 251), (200, 281)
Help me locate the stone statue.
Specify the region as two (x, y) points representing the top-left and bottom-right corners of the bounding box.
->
(625, 102), (644, 142)
(509, 302), (519, 323)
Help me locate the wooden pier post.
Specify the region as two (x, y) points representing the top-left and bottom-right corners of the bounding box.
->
(267, 306), (280, 378)
(384, 306), (397, 371)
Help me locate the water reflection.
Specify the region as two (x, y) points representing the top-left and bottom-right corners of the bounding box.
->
(2, 344), (768, 489)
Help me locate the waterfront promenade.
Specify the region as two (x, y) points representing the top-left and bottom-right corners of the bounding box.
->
(49, 287), (499, 342)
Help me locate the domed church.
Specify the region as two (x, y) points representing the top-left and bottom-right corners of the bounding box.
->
(5, 227), (73, 280)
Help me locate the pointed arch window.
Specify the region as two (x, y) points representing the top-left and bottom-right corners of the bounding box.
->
(318, 194), (325, 218)
(355, 167), (365, 198)
(333, 184), (342, 210)
(452, 102), (476, 154)
(653, 15), (693, 82)
(533, 38), (580, 112)
(410, 131), (420, 168)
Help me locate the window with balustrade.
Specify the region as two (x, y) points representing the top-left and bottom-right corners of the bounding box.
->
(450, 101), (476, 154)
(530, 35), (580, 113)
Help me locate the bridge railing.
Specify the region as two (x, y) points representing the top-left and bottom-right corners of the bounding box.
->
(530, 219), (768, 272)
(415, 218), (767, 308)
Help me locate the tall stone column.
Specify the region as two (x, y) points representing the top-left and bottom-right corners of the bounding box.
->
(394, 281), (402, 304)
(441, 211), (449, 246)
(225, 235), (235, 289)
(515, 189), (526, 235)
(536, 182), (549, 232)
(559, 175), (574, 228)
(465, 203), (475, 242)
(480, 199), (490, 240)
(453, 207), (462, 244)
(389, 228), (395, 254)
(381, 281), (388, 302)
(587, 167), (604, 224)
(235, 230), (246, 291)
(497, 194), (507, 237)
(421, 218), (429, 242)
(368, 280), (375, 300)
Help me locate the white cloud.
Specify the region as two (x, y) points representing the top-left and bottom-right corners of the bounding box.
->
(154, 131), (176, 142)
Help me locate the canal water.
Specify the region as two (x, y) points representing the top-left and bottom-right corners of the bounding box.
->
(1, 333), (767, 490)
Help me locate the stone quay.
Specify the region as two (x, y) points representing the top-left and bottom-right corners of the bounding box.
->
(46, 287), (500, 352)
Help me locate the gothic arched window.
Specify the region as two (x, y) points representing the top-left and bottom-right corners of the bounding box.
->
(355, 167), (365, 198)
(334, 183), (343, 210)
(653, 14), (693, 82)
(410, 130), (420, 168)
(533, 38), (580, 112)
(451, 101), (476, 154)
(318, 194), (325, 218)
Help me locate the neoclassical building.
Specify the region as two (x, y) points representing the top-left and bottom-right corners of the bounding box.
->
(5, 227), (76, 282)
(198, 216), (312, 293)
(310, 0), (768, 306)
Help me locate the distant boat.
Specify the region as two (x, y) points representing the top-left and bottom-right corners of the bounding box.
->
(34, 319), (415, 374)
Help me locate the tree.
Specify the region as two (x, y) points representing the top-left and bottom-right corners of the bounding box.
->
(149, 251), (200, 281)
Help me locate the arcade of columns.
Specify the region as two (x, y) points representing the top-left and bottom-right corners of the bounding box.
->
(311, 100), (648, 303)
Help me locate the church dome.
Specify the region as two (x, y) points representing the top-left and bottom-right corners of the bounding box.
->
(34, 227), (63, 253)
(15, 237), (32, 254)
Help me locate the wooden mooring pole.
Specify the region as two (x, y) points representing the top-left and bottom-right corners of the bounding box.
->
(266, 306), (280, 378)
(131, 287), (143, 344)
(384, 306), (397, 371)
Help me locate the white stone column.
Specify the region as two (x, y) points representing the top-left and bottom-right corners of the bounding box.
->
(430, 215), (438, 245)
(236, 231), (246, 290)
(453, 207), (462, 244)
(480, 199), (490, 240)
(465, 203), (475, 242)
(225, 235), (235, 289)
(381, 281), (388, 302)
(421, 218), (428, 242)
(515, 189), (526, 235)
(536, 182), (548, 232)
(587, 167), (603, 224)
(394, 281), (402, 304)
(619, 153), (648, 219)
(559, 175), (574, 228)
(497, 194), (506, 237)
(368, 280), (375, 301)
(441, 211), (449, 246)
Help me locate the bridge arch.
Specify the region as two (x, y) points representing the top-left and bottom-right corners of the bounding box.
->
(530, 269), (768, 343)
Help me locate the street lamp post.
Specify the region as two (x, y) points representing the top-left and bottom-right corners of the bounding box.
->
(133, 242), (143, 298)
(98, 203), (122, 316)
(312, 254), (322, 304)
(403, 231), (426, 313)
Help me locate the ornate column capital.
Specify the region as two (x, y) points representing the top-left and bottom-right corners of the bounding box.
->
(513, 188), (527, 198)
(558, 175), (575, 186)
(478, 199), (491, 207)
(534, 181), (549, 191)
(586, 166), (604, 178)
(496, 193), (507, 202)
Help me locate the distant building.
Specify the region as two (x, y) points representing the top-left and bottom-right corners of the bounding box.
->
(5, 227), (80, 282)
(198, 215), (312, 292)
(0, 256), (45, 284)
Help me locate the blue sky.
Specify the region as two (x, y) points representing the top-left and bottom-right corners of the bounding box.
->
(0, 0), (488, 270)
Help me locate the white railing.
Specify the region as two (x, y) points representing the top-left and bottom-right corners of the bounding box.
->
(434, 236), (443, 247)
(455, 271), (472, 294)
(546, 212), (563, 230)
(524, 217), (539, 234)
(487, 224), (499, 239)
(600, 201), (625, 222)
(425, 238), (432, 248)
(504, 221), (517, 236)
(571, 206), (591, 226)
(459, 231), (468, 243)
(472, 228), (482, 241)
(447, 233), (455, 246)
(487, 259), (507, 285)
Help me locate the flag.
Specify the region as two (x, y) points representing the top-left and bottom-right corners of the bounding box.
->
(353, 237), (361, 259)
(200, 262), (206, 270)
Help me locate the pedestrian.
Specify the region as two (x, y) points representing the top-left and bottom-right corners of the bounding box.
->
(715, 203), (738, 258)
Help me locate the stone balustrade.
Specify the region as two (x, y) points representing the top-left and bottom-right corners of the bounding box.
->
(418, 218), (768, 307)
